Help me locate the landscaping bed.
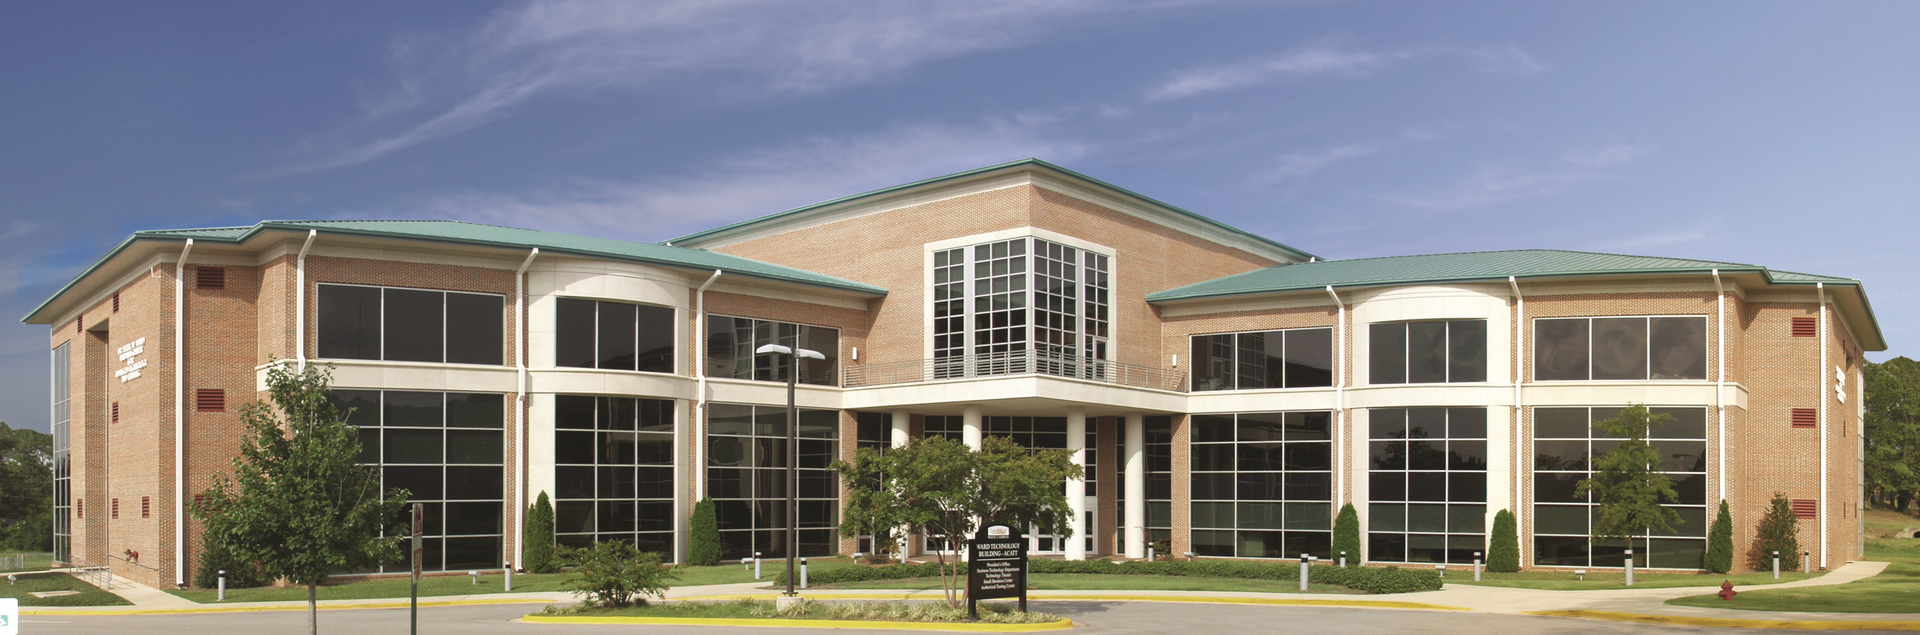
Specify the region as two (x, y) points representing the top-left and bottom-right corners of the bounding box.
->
(784, 559), (1443, 594)
(537, 597), (1063, 624)
(0, 572), (130, 607)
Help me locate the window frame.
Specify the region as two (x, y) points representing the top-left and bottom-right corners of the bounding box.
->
(1532, 315), (1709, 382)
(316, 282), (505, 366)
(705, 314), (840, 387)
(1188, 327), (1336, 392)
(554, 297), (678, 374)
(1367, 319), (1488, 386)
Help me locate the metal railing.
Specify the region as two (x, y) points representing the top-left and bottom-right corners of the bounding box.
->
(64, 556), (114, 590)
(844, 349), (1187, 392)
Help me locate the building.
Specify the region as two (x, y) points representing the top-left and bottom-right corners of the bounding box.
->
(25, 159), (1881, 588)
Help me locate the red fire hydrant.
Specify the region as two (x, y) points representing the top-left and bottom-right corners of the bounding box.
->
(1718, 580), (1737, 601)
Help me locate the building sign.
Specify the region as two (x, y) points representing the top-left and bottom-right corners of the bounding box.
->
(114, 337), (147, 383)
(966, 524), (1028, 619)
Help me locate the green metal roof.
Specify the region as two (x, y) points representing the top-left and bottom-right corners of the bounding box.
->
(664, 158), (1320, 262)
(23, 219), (885, 323)
(1148, 249), (1861, 302)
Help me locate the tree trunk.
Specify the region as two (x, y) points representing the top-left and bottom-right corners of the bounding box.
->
(308, 583), (317, 635)
(1899, 491), (1913, 513)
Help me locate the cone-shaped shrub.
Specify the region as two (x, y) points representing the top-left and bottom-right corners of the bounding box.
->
(690, 497), (722, 566)
(525, 491), (558, 574)
(1748, 493), (1802, 572)
(1487, 509), (1519, 572)
(1332, 503), (1362, 566)
(1705, 499), (1734, 573)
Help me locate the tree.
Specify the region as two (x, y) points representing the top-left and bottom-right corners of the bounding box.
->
(688, 497), (721, 566)
(833, 435), (1080, 608)
(1487, 509), (1519, 572)
(1705, 499), (1734, 574)
(1748, 493), (1802, 572)
(559, 540), (677, 608)
(1864, 357), (1920, 512)
(525, 492), (558, 574)
(1332, 503), (1361, 566)
(0, 422), (53, 552)
(1576, 405), (1682, 540)
(191, 364), (409, 635)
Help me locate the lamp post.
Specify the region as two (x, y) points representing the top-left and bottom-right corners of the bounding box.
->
(756, 343), (825, 601)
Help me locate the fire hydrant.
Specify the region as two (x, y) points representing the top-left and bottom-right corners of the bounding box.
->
(1718, 581), (1737, 601)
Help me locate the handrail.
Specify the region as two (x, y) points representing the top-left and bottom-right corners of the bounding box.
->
(844, 349), (1187, 392)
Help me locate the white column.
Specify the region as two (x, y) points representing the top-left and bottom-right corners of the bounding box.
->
(1124, 412), (1146, 559)
(962, 405), (983, 450)
(1065, 408), (1087, 561)
(890, 410), (911, 448)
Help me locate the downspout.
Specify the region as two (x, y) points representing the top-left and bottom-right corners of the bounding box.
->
(295, 230), (317, 371)
(1818, 283), (1829, 570)
(1712, 270), (1726, 503)
(1508, 276), (1524, 568)
(1324, 286), (1345, 508)
(173, 239), (193, 587)
(513, 248), (538, 570)
(693, 270), (723, 501)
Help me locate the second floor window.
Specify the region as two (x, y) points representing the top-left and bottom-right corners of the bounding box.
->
(1190, 328), (1333, 391)
(706, 315), (839, 386)
(1370, 320), (1487, 385)
(930, 237), (1110, 377)
(1535, 316), (1706, 381)
(555, 298), (675, 373)
(318, 283), (503, 365)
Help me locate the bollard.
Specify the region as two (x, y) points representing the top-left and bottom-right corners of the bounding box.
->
(469, 570), (480, 585)
(1339, 551), (1347, 568)
(800, 558), (809, 589)
(1574, 568), (1586, 581)
(1147, 546), (1155, 563)
(1773, 551), (1780, 580)
(1299, 553), (1310, 591)
(504, 562), (513, 592)
(1474, 552), (1482, 582)
(217, 570), (227, 601)
(755, 552), (763, 580)
(1624, 549), (1634, 586)
(1803, 551), (1810, 573)
(1435, 564), (1446, 578)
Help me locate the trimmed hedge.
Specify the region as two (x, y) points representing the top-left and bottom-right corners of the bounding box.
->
(785, 558), (1442, 594)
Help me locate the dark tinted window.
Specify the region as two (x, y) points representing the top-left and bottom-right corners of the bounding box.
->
(636, 304), (675, 374)
(383, 288), (445, 363)
(555, 298), (597, 368)
(597, 301), (637, 371)
(1285, 328), (1333, 388)
(1406, 322), (1448, 384)
(1369, 323), (1406, 384)
(1537, 316), (1706, 381)
(1591, 317), (1649, 380)
(1447, 320), (1487, 382)
(1534, 319), (1590, 381)
(1373, 320), (1485, 385)
(1649, 317), (1707, 380)
(1191, 334), (1233, 391)
(317, 285), (381, 360)
(445, 292), (503, 365)
(446, 393), (503, 429)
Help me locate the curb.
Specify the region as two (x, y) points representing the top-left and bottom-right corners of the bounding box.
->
(1528, 610), (1920, 631)
(21, 597), (557, 616)
(675, 593), (1469, 612)
(521, 614), (1076, 631)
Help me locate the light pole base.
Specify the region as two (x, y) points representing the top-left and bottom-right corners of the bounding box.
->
(776, 595), (806, 611)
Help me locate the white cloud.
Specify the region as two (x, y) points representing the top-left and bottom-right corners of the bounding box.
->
(1563, 142), (1656, 167)
(1255, 143), (1379, 183)
(1588, 218), (1719, 252)
(0, 220), (38, 243)
(283, 0), (1183, 173)
(385, 118), (1086, 240)
(1380, 166), (1606, 210)
(1148, 43), (1419, 101)
(1469, 44), (1549, 75)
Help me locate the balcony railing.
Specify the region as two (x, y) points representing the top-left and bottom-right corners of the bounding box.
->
(844, 350), (1188, 392)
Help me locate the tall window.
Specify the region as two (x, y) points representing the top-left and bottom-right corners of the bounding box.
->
(1190, 412), (1334, 559)
(317, 284), (503, 365)
(931, 237), (1111, 377)
(705, 316), (839, 386)
(51, 343), (71, 562)
(924, 416), (965, 442)
(555, 299), (674, 373)
(1535, 317), (1707, 381)
(1146, 416), (1173, 544)
(1369, 320), (1486, 385)
(553, 397), (675, 556)
(1368, 408), (1487, 564)
(985, 416), (1067, 451)
(855, 412), (890, 454)
(1190, 328), (1334, 391)
(1533, 407), (1708, 569)
(333, 390), (505, 572)
(706, 403), (839, 560)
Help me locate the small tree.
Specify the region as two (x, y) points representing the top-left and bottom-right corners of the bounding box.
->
(525, 492), (558, 574)
(833, 436), (1080, 608)
(191, 364), (409, 635)
(689, 497), (721, 566)
(1332, 504), (1361, 566)
(561, 540), (677, 608)
(1748, 493), (1802, 571)
(1487, 509), (1519, 572)
(192, 535), (265, 589)
(1577, 405), (1682, 540)
(1705, 499), (1735, 574)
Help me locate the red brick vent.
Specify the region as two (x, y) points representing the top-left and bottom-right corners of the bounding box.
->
(197, 266), (226, 290)
(111, 498), (120, 519)
(1791, 317), (1817, 337)
(76, 316), (83, 333)
(141, 496), (151, 519)
(196, 389), (226, 412)
(1791, 408), (1817, 429)
(112, 293), (120, 313)
(111, 401), (119, 423)
(1791, 499), (1818, 519)
(76, 499), (83, 518)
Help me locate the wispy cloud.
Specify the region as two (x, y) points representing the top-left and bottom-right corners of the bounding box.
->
(280, 0), (1183, 174)
(1147, 40), (1548, 101)
(384, 117), (1085, 240)
(1562, 142), (1656, 167)
(1588, 217), (1720, 253)
(1255, 143), (1379, 183)
(0, 220), (38, 243)
(1469, 44), (1549, 75)
(1380, 142), (1653, 210)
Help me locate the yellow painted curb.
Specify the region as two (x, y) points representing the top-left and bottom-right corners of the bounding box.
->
(1528, 610), (1920, 631)
(521, 614), (1075, 631)
(674, 593), (1467, 612)
(21, 597), (556, 616)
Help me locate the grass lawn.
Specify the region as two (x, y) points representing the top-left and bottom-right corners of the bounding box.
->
(539, 597), (1060, 624)
(0, 552), (56, 573)
(813, 573), (1360, 594)
(1447, 569), (1823, 590)
(162, 558), (865, 603)
(1667, 510), (1920, 613)
(0, 572), (130, 607)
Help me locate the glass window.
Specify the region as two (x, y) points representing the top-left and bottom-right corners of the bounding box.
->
(1530, 406), (1709, 568)
(1368, 408), (1486, 564)
(1191, 328), (1334, 392)
(445, 292), (504, 365)
(50, 343), (71, 562)
(1191, 411), (1333, 559)
(556, 298), (598, 369)
(317, 284), (503, 365)
(555, 396), (677, 559)
(1535, 317), (1707, 382)
(932, 238), (1110, 380)
(557, 299), (676, 374)
(1369, 320), (1487, 385)
(707, 402), (839, 560)
(705, 315), (839, 386)
(331, 389), (504, 573)
(383, 288), (445, 363)
(636, 305), (675, 374)
(317, 284), (381, 360)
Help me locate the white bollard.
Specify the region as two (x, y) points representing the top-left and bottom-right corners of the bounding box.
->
(1299, 554), (1310, 591)
(1773, 551), (1780, 580)
(469, 570), (480, 584)
(1339, 551), (1347, 568)
(800, 558), (809, 589)
(1624, 549), (1634, 586)
(1803, 551), (1811, 573)
(1147, 546), (1155, 562)
(755, 552), (763, 579)
(504, 562), (513, 592)
(1435, 564), (1446, 578)
(217, 570), (227, 601)
(1473, 552), (1482, 582)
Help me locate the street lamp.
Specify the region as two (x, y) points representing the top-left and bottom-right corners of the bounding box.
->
(756, 343), (825, 600)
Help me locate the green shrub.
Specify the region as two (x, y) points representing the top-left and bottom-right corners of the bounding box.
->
(689, 498), (721, 566)
(1706, 499), (1734, 574)
(560, 540), (678, 607)
(192, 541), (266, 589)
(1748, 493), (1801, 572)
(790, 557), (1444, 594)
(525, 492), (558, 574)
(1332, 503), (1361, 566)
(1487, 509), (1519, 572)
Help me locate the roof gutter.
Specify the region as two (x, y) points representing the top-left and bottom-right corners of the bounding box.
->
(295, 230), (317, 371)
(173, 238), (193, 588)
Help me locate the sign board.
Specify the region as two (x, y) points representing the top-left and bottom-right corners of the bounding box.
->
(411, 503), (424, 582)
(0, 597), (17, 635)
(966, 524), (1027, 619)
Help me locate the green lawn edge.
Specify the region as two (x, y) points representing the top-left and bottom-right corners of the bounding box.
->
(0, 572), (131, 607)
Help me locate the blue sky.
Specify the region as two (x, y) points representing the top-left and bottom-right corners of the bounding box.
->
(3, 1), (1916, 433)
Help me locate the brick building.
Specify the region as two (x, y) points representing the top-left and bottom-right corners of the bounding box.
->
(24, 159), (1881, 587)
